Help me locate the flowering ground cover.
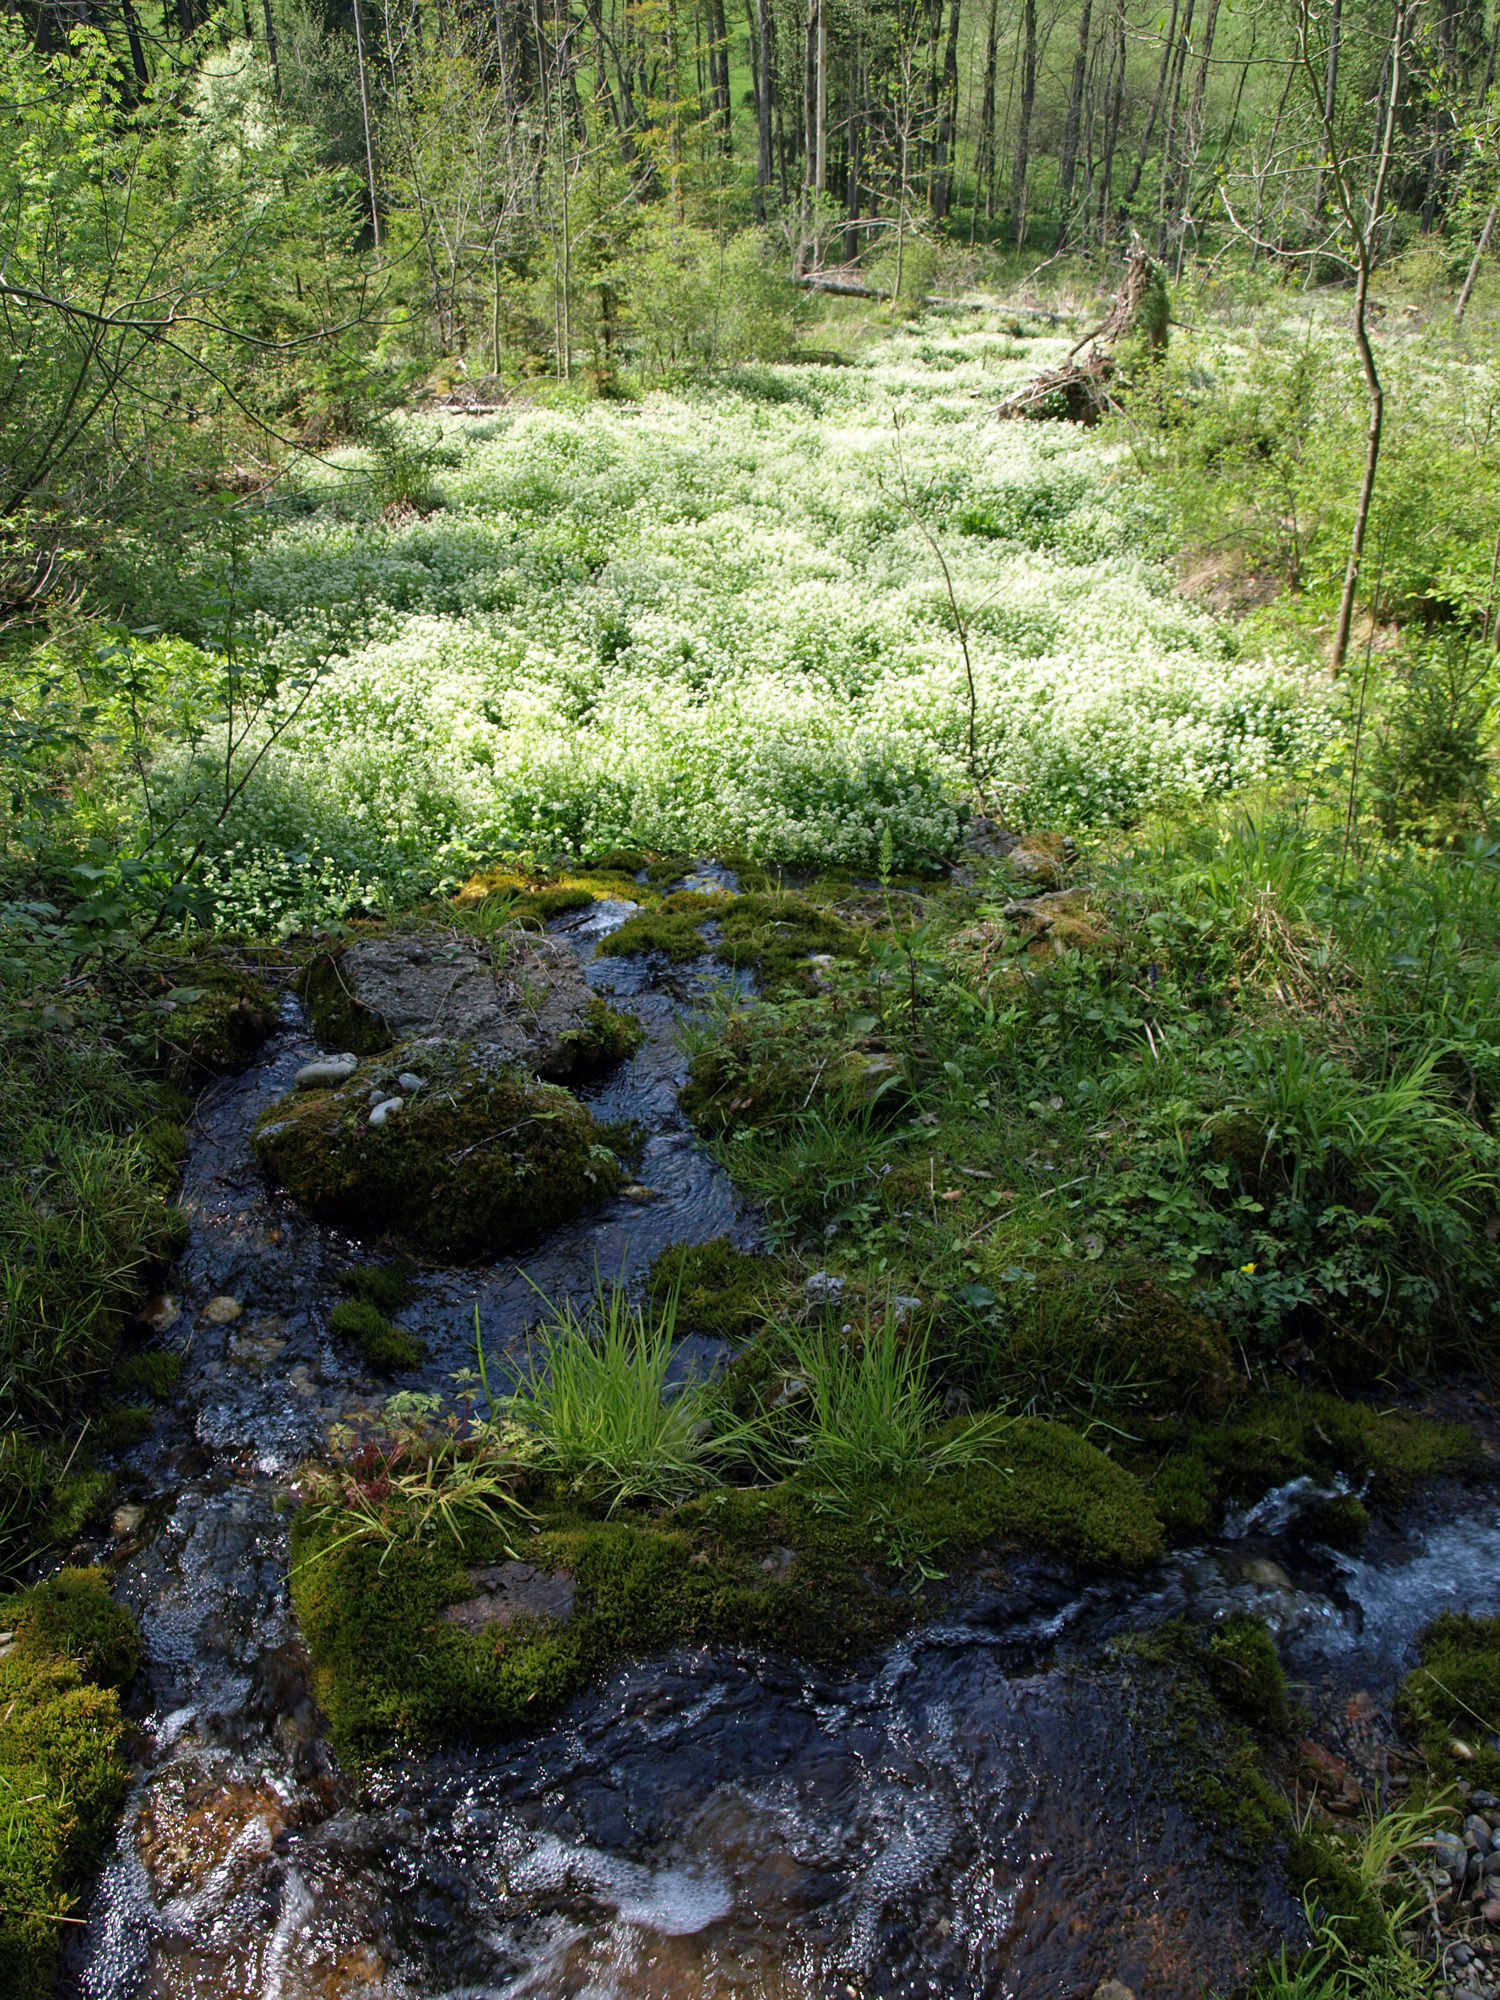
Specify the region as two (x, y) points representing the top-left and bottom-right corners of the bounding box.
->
(164, 317), (1327, 931)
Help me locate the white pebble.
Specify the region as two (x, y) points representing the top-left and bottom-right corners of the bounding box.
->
(369, 1097), (404, 1127)
(295, 1054), (359, 1089)
(397, 1073), (427, 1092)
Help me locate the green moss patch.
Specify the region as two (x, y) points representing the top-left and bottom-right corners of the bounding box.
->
(338, 1260), (416, 1314)
(295, 947), (393, 1055)
(1116, 1616), (1291, 1862)
(596, 891), (728, 962)
(1133, 1392), (1477, 1544)
(997, 1268), (1234, 1417)
(542, 994), (644, 1078)
(1398, 1611), (1500, 1787)
(0, 1570), (136, 2000)
(252, 1037), (623, 1254)
(0, 1566), (140, 1687)
(647, 1237), (777, 1339)
(329, 1298), (425, 1372)
(715, 892), (864, 992)
(112, 1349), (183, 1397)
(290, 1412), (1159, 1762)
(138, 965), (278, 1087)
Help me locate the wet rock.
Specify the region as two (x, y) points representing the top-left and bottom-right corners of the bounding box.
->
(298, 928), (638, 1081)
(1005, 831), (1078, 887)
(296, 1053), (359, 1089)
(111, 1505), (145, 1537)
(201, 1295), (243, 1324)
(253, 1038), (623, 1254)
(136, 1293), (180, 1334)
(1095, 1984), (1138, 2000)
(442, 1562), (577, 1634)
(136, 1767), (293, 1898)
(804, 1272), (844, 1305)
(621, 1182), (658, 1201)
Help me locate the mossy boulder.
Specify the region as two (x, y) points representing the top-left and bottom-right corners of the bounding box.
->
(253, 1038), (624, 1254)
(0, 1566), (140, 1688)
(297, 928), (640, 1079)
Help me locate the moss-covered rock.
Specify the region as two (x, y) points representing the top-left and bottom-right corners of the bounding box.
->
(648, 1237), (777, 1339)
(296, 928), (638, 1080)
(1134, 1392), (1478, 1544)
(328, 1298), (425, 1372)
(0, 1573), (135, 2000)
(596, 891), (729, 962)
(1398, 1611), (1500, 1787)
(289, 1410), (1160, 1763)
(0, 1566), (140, 1688)
(253, 1038), (623, 1253)
(139, 968), (277, 1087)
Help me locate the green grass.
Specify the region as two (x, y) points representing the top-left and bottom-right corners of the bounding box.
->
(497, 1281), (763, 1510)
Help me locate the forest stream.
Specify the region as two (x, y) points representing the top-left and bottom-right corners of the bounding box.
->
(61, 894), (1500, 2000)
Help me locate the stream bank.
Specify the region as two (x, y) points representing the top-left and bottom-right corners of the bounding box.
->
(44, 887), (1500, 2000)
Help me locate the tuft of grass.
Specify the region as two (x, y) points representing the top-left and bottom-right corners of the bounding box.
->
(499, 1280), (764, 1510)
(297, 1412), (532, 1567)
(772, 1309), (1011, 1489)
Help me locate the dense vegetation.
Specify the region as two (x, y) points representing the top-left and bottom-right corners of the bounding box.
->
(6, 0), (1500, 1990)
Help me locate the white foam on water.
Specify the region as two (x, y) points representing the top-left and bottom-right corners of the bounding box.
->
(508, 1833), (733, 1935)
(258, 1865), (317, 2000)
(1315, 1499), (1500, 1666)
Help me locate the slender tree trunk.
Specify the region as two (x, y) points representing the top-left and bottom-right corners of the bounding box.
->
(1311, 0), (1340, 221)
(1298, 0), (1406, 673)
(1120, 0), (1179, 210)
(1455, 200), (1497, 323)
(1055, 0), (1094, 246)
(1009, 0), (1036, 247)
(815, 0), (827, 188)
(972, 0), (998, 234)
(351, 0), (382, 250)
(931, 0), (961, 219)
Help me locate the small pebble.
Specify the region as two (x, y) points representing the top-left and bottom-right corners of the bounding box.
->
(369, 1098), (403, 1127)
(397, 1073), (426, 1093)
(111, 1505), (145, 1537)
(201, 1296), (243, 1324)
(621, 1184), (657, 1201)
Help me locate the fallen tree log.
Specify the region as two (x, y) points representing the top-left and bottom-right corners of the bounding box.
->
(993, 243), (1167, 425)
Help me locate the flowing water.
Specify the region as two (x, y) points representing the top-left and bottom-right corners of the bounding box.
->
(59, 896), (1500, 2000)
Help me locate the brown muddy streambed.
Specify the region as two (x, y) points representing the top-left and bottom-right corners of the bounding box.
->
(62, 896), (1500, 2000)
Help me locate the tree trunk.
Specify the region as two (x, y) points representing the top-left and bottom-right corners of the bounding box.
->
(1009, 0), (1036, 248)
(931, 0), (961, 220)
(351, 0), (382, 251)
(1120, 0), (1179, 211)
(1455, 200), (1498, 323)
(1055, 0), (1095, 247)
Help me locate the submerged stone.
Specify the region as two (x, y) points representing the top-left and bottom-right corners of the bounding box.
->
(252, 1038), (624, 1254)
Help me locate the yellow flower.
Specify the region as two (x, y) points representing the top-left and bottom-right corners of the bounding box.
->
(1240, 1262), (1257, 1274)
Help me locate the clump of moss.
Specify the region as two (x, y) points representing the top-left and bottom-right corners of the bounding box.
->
(339, 1260), (415, 1314)
(1204, 1613), (1291, 1733)
(113, 1349), (183, 1398)
(295, 946), (393, 1055)
(999, 1269), (1233, 1417)
(1397, 1611), (1500, 1787)
(289, 1407), (1161, 1764)
(597, 891), (728, 962)
(1, 1566), (140, 1688)
(716, 892), (863, 992)
(542, 995), (645, 1078)
(139, 966), (278, 1088)
(329, 1298), (425, 1373)
(91, 1404), (156, 1455)
(0, 1572), (135, 1999)
(584, 848), (648, 876)
(593, 1117), (647, 1169)
(1132, 1392), (1477, 1544)
(1284, 1826), (1394, 1960)
(1117, 1616), (1290, 1861)
(253, 1038), (623, 1254)
(648, 1238), (775, 1340)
